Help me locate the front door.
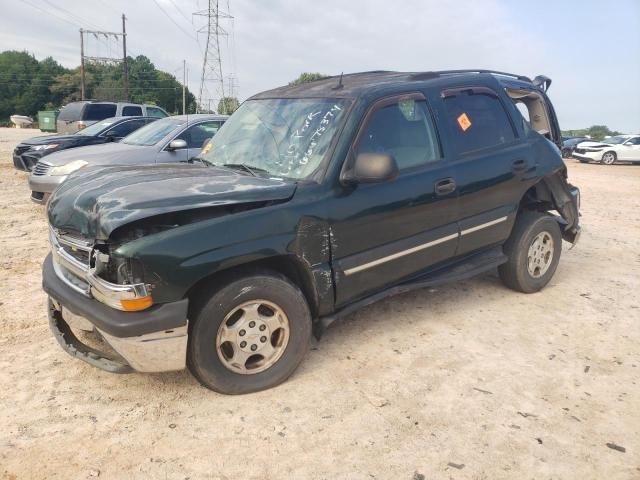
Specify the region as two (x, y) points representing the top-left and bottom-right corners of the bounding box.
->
(618, 136), (640, 161)
(329, 94), (459, 306)
(156, 121), (223, 163)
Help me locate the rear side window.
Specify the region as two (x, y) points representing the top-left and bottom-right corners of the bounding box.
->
(122, 106), (143, 116)
(442, 89), (515, 154)
(357, 99), (440, 171)
(58, 102), (85, 121)
(83, 103), (117, 121)
(147, 107), (168, 118)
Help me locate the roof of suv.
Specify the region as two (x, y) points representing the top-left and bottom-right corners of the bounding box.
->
(251, 70), (539, 100)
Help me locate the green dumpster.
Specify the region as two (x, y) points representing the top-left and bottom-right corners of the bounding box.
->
(38, 110), (59, 132)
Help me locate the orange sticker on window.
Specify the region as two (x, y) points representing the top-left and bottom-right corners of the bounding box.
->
(457, 113), (472, 131)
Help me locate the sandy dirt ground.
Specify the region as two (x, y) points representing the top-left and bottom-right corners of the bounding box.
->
(0, 127), (638, 479)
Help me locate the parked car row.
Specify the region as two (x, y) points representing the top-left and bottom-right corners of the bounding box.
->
(572, 135), (640, 164)
(13, 116), (158, 171)
(31, 70), (581, 395)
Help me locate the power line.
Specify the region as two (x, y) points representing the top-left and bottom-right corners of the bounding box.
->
(150, 0), (199, 43)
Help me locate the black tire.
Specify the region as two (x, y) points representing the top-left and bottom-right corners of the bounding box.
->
(188, 272), (312, 394)
(499, 212), (562, 293)
(601, 151), (616, 165)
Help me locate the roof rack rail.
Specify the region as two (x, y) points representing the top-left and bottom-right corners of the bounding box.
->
(411, 69), (532, 83)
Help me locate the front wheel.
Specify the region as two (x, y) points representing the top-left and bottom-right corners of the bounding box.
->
(188, 272), (312, 394)
(499, 212), (562, 293)
(601, 151), (616, 165)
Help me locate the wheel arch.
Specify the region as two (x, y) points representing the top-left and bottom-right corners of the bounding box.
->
(184, 254), (322, 321)
(516, 171), (579, 243)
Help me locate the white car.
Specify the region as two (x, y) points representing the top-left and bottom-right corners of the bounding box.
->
(573, 135), (640, 165)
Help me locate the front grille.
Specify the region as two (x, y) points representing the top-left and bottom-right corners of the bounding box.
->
(56, 231), (93, 267)
(33, 162), (52, 176)
(574, 148), (585, 154)
(50, 228), (95, 296)
(62, 245), (91, 265)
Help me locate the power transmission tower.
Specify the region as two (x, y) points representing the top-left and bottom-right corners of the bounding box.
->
(194, 0), (232, 114)
(79, 14), (129, 101)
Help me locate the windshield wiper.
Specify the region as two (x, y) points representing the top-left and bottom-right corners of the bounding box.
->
(223, 163), (268, 176)
(190, 156), (214, 166)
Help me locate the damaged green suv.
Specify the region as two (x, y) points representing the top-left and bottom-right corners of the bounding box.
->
(43, 70), (580, 394)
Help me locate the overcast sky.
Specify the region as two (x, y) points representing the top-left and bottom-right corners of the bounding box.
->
(2, 0), (639, 132)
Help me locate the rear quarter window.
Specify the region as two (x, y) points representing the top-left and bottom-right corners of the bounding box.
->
(442, 89), (516, 154)
(147, 107), (168, 118)
(83, 103), (117, 121)
(122, 106), (143, 116)
(58, 103), (85, 121)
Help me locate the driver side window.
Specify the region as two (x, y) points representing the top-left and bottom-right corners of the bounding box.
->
(177, 121), (222, 149)
(356, 99), (440, 171)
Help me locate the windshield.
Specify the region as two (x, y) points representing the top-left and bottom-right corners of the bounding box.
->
(200, 98), (349, 179)
(123, 117), (184, 146)
(602, 136), (627, 145)
(75, 119), (116, 136)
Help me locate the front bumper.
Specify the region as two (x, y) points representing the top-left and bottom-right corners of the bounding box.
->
(573, 150), (603, 162)
(43, 254), (189, 373)
(29, 173), (67, 204)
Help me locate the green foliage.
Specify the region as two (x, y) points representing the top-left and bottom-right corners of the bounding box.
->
(0, 50), (197, 121)
(217, 96), (240, 114)
(562, 125), (623, 140)
(288, 72), (328, 86)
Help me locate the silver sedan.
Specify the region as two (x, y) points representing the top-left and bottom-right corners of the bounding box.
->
(29, 114), (227, 204)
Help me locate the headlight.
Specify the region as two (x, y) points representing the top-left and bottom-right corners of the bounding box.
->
(31, 144), (60, 151)
(49, 160), (88, 176)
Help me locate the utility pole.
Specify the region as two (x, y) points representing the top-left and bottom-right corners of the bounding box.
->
(80, 29), (86, 100)
(194, 0), (233, 113)
(182, 59), (186, 115)
(122, 14), (129, 101)
(79, 22), (127, 101)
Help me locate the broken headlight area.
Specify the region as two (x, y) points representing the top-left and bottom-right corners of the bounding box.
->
(93, 248), (146, 286)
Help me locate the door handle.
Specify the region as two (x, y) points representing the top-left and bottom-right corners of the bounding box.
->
(435, 177), (456, 196)
(512, 159), (527, 173)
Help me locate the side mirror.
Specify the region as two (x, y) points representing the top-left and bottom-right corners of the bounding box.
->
(623, 141), (633, 146)
(342, 152), (399, 184)
(104, 130), (118, 141)
(167, 139), (187, 151)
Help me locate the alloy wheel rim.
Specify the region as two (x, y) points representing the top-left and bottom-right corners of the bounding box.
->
(215, 300), (290, 375)
(602, 153), (615, 164)
(527, 231), (554, 278)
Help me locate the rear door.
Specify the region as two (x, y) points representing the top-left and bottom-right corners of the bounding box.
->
(434, 85), (533, 255)
(330, 93), (459, 305)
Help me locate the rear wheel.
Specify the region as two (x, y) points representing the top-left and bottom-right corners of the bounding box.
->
(499, 212), (562, 293)
(188, 272), (312, 394)
(601, 151), (616, 165)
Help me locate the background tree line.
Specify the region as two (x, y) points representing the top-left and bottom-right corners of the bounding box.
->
(0, 50), (199, 122)
(561, 125), (623, 141)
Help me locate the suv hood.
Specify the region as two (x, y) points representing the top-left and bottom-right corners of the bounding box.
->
(47, 163), (297, 240)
